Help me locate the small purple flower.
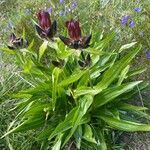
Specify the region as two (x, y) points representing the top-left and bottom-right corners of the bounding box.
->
(59, 10), (64, 16)
(47, 7), (53, 14)
(146, 52), (150, 59)
(129, 20), (135, 28)
(121, 15), (130, 25)
(134, 7), (142, 12)
(71, 1), (77, 9)
(60, 0), (64, 4)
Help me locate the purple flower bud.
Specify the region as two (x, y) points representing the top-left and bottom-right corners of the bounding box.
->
(146, 51), (150, 59)
(121, 15), (130, 25)
(47, 7), (53, 14)
(129, 20), (135, 28)
(134, 7), (142, 12)
(60, 0), (64, 4)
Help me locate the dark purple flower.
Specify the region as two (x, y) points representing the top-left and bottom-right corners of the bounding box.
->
(129, 20), (135, 28)
(121, 15), (130, 25)
(59, 19), (92, 49)
(146, 52), (150, 59)
(134, 7), (142, 12)
(7, 33), (28, 50)
(47, 7), (53, 14)
(35, 10), (57, 39)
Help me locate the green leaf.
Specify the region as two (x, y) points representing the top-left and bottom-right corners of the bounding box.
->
(117, 103), (150, 121)
(48, 95), (93, 146)
(1, 115), (45, 138)
(0, 48), (16, 54)
(117, 103), (148, 111)
(74, 125), (82, 149)
(93, 128), (107, 150)
(99, 114), (150, 131)
(52, 134), (63, 150)
(48, 107), (77, 141)
(52, 68), (62, 110)
(83, 124), (97, 144)
(62, 95), (93, 146)
(93, 81), (142, 108)
(23, 59), (33, 73)
(95, 32), (115, 50)
(127, 67), (147, 78)
(58, 69), (87, 87)
(117, 65), (130, 86)
(74, 86), (99, 98)
(96, 46), (141, 91)
(39, 40), (48, 61)
(119, 42), (137, 53)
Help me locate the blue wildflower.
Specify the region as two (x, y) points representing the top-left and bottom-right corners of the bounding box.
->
(121, 15), (130, 25)
(60, 0), (64, 4)
(129, 20), (135, 28)
(146, 52), (150, 59)
(71, 1), (77, 9)
(47, 7), (53, 14)
(59, 10), (64, 16)
(134, 7), (142, 12)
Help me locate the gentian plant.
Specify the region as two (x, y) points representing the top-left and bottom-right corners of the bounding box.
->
(7, 33), (28, 49)
(59, 19), (91, 49)
(1, 9), (150, 150)
(35, 10), (57, 39)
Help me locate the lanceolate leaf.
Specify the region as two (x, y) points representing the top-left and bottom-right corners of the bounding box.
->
(119, 42), (137, 53)
(39, 40), (48, 61)
(74, 47), (141, 97)
(62, 95), (93, 146)
(83, 124), (97, 144)
(48, 107), (90, 141)
(117, 65), (130, 86)
(52, 67), (62, 110)
(58, 69), (87, 87)
(93, 81), (142, 108)
(96, 46), (141, 91)
(99, 115), (150, 132)
(117, 103), (148, 111)
(1, 115), (45, 138)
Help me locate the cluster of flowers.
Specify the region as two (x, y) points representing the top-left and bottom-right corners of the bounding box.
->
(8, 10), (92, 67)
(47, 0), (77, 16)
(121, 7), (150, 59)
(121, 7), (142, 28)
